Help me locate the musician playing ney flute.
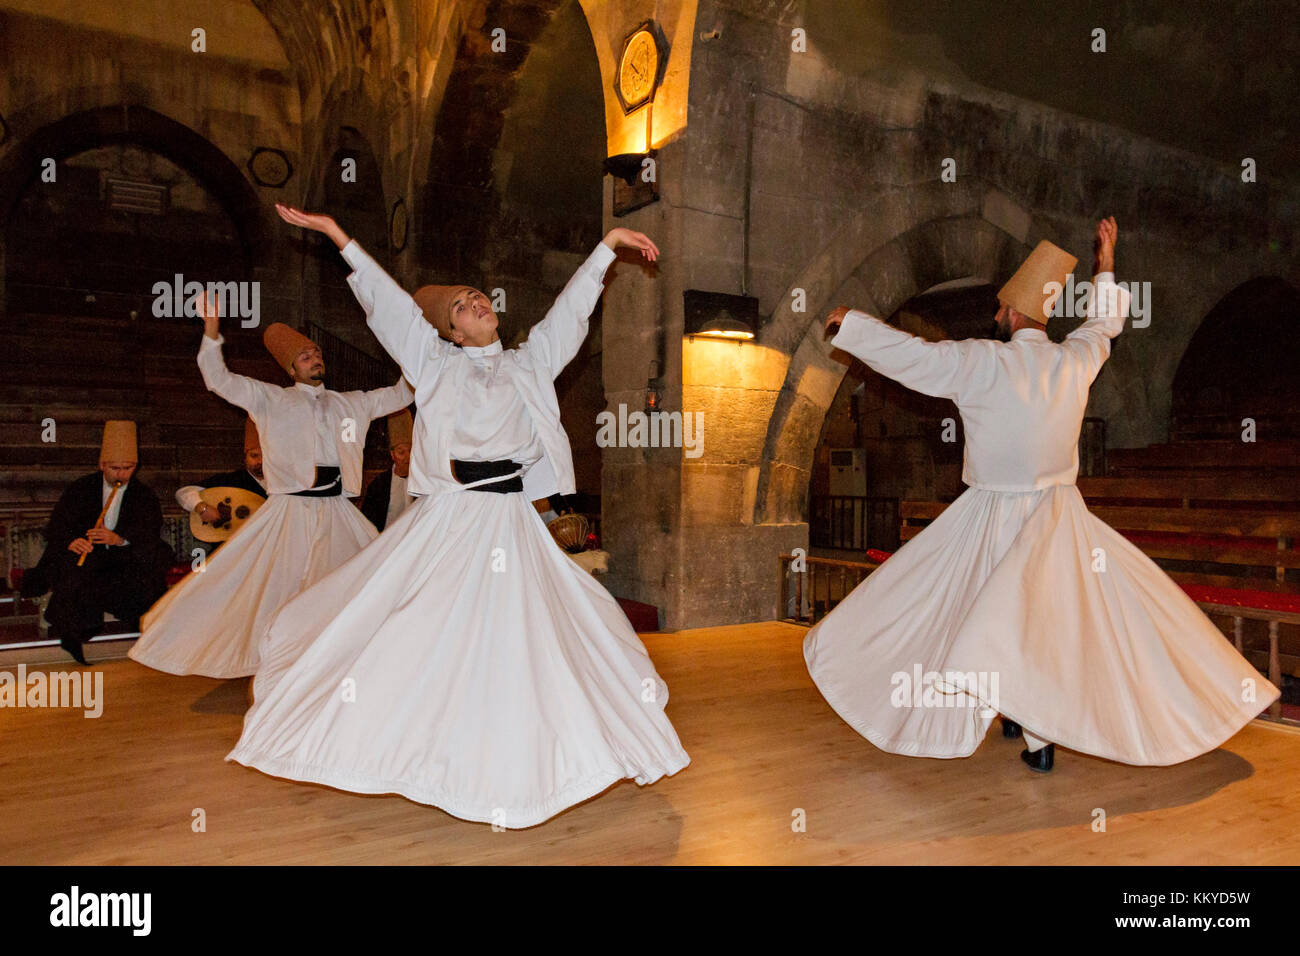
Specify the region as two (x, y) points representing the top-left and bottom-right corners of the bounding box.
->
(20, 420), (171, 664)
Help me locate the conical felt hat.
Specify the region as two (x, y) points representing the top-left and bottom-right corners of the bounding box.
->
(100, 420), (137, 463)
(263, 322), (317, 373)
(997, 240), (1078, 325)
(387, 409), (413, 449)
(413, 284), (477, 342)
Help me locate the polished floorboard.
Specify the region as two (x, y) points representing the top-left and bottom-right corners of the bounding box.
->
(2, 622), (1296, 864)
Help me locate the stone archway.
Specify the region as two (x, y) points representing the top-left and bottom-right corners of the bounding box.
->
(1171, 276), (1300, 441)
(751, 184), (1032, 529)
(0, 105), (269, 321)
(419, 0), (571, 287)
(0, 104), (267, 265)
(417, 0), (607, 497)
(673, 179), (1038, 627)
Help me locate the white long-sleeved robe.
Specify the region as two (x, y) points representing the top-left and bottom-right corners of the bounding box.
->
(228, 242), (689, 829)
(339, 239), (609, 500)
(803, 276), (1280, 765)
(129, 336), (413, 678)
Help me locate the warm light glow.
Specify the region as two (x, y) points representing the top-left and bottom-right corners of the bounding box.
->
(683, 338), (788, 390)
(581, 2), (698, 157)
(693, 328), (755, 340)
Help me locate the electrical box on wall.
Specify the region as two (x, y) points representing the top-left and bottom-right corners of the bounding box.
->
(828, 448), (867, 496)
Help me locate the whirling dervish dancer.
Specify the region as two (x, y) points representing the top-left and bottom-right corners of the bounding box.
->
(804, 217), (1279, 772)
(227, 204), (689, 828)
(130, 295), (413, 678)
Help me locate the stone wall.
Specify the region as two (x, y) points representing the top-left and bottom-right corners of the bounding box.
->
(594, 0), (1300, 627)
(0, 7), (302, 320)
(3, 0), (1297, 630)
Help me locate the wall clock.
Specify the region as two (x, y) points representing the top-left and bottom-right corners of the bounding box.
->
(616, 21), (667, 114)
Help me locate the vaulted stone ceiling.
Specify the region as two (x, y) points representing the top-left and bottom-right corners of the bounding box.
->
(421, 0), (572, 280)
(252, 0), (458, 101)
(250, 0), (481, 196)
(801, 0), (1300, 183)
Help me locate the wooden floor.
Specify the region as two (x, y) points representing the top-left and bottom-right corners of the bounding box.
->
(3, 621), (1298, 865)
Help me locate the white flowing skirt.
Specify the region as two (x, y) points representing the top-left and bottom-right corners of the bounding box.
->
(129, 494), (378, 678)
(804, 484), (1279, 765)
(228, 489), (690, 829)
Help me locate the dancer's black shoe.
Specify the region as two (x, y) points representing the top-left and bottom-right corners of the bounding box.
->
(58, 634), (88, 666)
(1020, 744), (1054, 773)
(1001, 718), (1022, 739)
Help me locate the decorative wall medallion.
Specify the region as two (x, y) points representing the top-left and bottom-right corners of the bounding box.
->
(390, 198), (408, 251)
(248, 147), (292, 187)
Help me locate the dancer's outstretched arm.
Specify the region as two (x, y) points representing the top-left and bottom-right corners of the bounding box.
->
(195, 291), (275, 417)
(1065, 216), (1129, 382)
(825, 307), (987, 402)
(523, 227), (659, 378)
(274, 204), (439, 384)
(365, 375), (415, 422)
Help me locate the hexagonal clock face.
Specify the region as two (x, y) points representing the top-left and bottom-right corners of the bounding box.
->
(618, 29), (658, 110)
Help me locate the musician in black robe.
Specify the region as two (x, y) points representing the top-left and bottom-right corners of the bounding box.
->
(21, 421), (172, 664)
(360, 409), (414, 532)
(177, 418), (268, 554)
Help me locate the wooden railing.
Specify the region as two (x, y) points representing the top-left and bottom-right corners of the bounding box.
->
(810, 496), (899, 552)
(1199, 601), (1295, 721)
(779, 553), (884, 625)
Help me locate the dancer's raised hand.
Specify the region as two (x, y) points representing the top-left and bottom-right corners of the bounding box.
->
(276, 203), (351, 250)
(602, 227), (659, 262)
(825, 306), (851, 337)
(1093, 216), (1117, 275)
(194, 290), (221, 340)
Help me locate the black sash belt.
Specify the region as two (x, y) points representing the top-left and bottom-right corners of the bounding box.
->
(290, 466), (343, 497)
(451, 459), (523, 494)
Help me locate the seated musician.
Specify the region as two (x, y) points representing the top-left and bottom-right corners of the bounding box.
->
(178, 418), (268, 554)
(20, 420), (172, 664)
(360, 409), (414, 532)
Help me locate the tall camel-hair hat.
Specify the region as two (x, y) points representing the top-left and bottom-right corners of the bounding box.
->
(997, 240), (1078, 325)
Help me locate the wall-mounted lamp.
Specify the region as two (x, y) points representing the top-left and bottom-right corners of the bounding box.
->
(684, 289), (758, 341)
(645, 359), (664, 414)
(603, 152), (650, 185)
(605, 150), (659, 217)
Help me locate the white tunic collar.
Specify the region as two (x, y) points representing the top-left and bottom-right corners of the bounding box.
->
(1012, 329), (1049, 341)
(294, 380), (326, 395)
(462, 339), (503, 359)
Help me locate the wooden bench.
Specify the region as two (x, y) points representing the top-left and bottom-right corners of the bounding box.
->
(1076, 475), (1300, 510)
(1108, 440), (1300, 478)
(903, 494), (1300, 589)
